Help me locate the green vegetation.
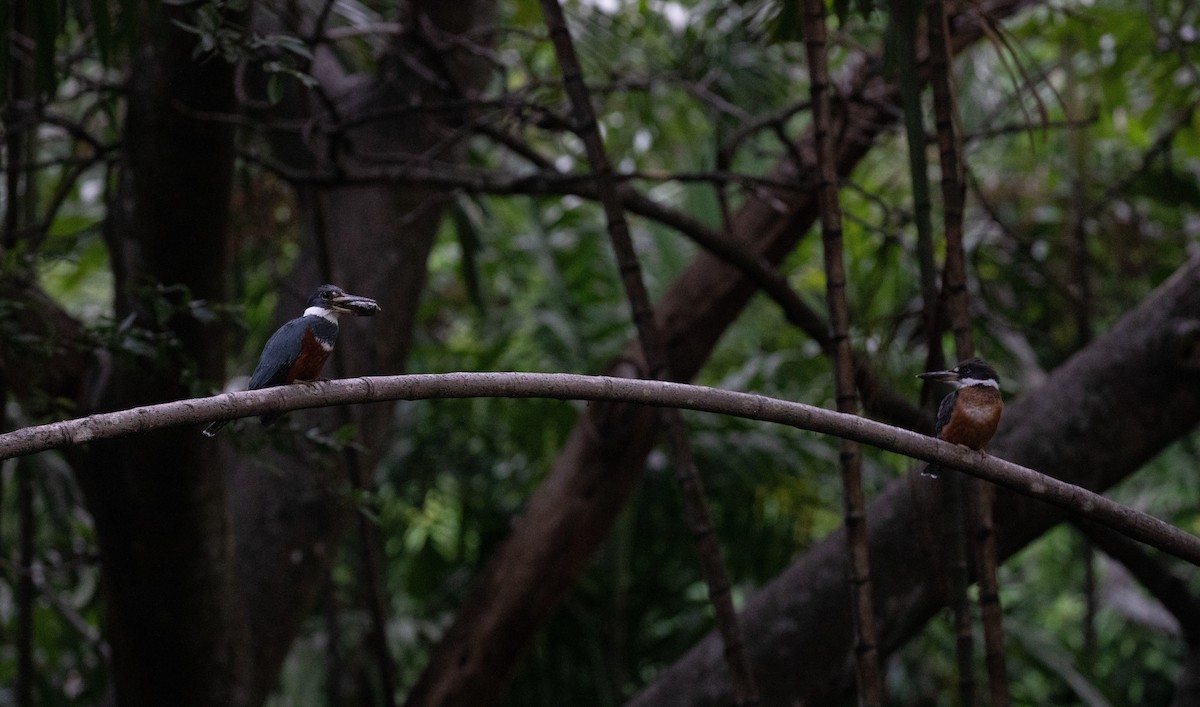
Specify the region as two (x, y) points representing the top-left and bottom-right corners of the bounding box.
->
(2, 0), (1199, 705)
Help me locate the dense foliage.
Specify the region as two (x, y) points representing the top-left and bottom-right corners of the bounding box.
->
(2, 0), (1199, 705)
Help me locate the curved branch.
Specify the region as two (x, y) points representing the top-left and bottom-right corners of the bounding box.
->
(1, 371), (1197, 566)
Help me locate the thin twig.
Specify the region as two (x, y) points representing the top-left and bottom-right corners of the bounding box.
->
(324, 22), (406, 41)
(1063, 35), (1098, 674)
(1075, 519), (1200, 645)
(6, 15), (37, 700)
(16, 459), (34, 707)
(30, 564), (110, 661)
(803, 0), (884, 704)
(538, 0), (760, 703)
(930, 0), (1010, 700)
(889, 1), (944, 411)
(246, 148), (819, 193)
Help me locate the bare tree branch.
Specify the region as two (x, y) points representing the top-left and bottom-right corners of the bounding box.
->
(1, 372), (1198, 568)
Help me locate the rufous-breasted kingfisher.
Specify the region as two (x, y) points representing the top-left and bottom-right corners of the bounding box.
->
(917, 357), (1003, 478)
(203, 284), (380, 436)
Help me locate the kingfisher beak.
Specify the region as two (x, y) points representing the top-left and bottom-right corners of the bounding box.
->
(330, 292), (381, 316)
(917, 368), (960, 383)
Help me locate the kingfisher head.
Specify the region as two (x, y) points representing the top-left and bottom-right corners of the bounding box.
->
(303, 284), (381, 319)
(917, 357), (1000, 389)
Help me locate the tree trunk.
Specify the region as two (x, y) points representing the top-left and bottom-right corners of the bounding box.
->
(72, 6), (250, 707)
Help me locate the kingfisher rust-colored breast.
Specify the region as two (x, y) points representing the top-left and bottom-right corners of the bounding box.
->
(937, 384), (1003, 450)
(286, 326), (335, 383)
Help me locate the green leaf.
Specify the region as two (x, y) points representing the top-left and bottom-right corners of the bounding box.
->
(32, 0), (59, 94)
(770, 0), (803, 43)
(89, 0), (114, 64)
(834, 0), (852, 25)
(452, 193), (488, 315)
(263, 62), (319, 91)
(0, 0), (9, 104)
(511, 0), (544, 28)
(118, 0), (137, 52)
(266, 73), (284, 105)
(252, 32), (313, 60)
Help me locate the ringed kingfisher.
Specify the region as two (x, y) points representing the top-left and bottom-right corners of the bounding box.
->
(203, 284), (381, 436)
(917, 358), (1003, 478)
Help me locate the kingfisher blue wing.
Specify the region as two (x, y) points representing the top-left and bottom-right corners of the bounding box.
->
(247, 318), (333, 390)
(934, 389), (957, 437)
(923, 389), (958, 478)
(251, 316), (339, 427)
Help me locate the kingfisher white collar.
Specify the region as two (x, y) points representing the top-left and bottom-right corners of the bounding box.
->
(303, 306), (340, 324)
(958, 377), (999, 389)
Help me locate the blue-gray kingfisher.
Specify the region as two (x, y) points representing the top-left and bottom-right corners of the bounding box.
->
(203, 284), (380, 436)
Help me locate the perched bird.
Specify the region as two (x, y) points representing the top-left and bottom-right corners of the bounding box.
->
(917, 357), (1003, 478)
(203, 284), (381, 436)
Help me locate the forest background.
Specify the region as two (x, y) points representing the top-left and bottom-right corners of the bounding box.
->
(2, 0), (1200, 705)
